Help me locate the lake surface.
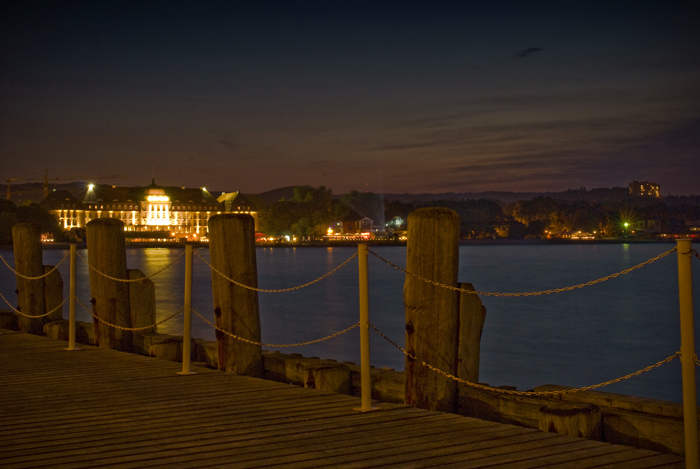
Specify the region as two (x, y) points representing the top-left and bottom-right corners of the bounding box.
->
(2, 242), (698, 403)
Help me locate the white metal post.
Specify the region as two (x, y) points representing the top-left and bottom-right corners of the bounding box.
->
(64, 244), (78, 351)
(354, 243), (378, 412)
(676, 239), (698, 469)
(178, 243), (196, 375)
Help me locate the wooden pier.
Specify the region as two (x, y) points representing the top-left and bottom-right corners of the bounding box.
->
(0, 330), (687, 468)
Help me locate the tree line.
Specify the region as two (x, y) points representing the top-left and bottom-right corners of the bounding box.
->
(254, 186), (700, 240)
(1, 186), (699, 245)
(252, 186), (385, 240)
(0, 199), (63, 245)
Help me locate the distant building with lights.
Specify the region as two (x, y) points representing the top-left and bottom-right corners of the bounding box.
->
(324, 213), (375, 241)
(40, 180), (257, 241)
(629, 181), (660, 198)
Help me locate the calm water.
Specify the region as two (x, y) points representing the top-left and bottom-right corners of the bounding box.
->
(1, 243), (699, 403)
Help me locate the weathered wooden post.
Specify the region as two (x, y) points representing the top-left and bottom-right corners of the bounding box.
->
(12, 223), (47, 334)
(128, 269), (156, 333)
(404, 207), (461, 412)
(43, 265), (64, 323)
(86, 218), (132, 352)
(209, 214), (263, 377)
(457, 282), (486, 384)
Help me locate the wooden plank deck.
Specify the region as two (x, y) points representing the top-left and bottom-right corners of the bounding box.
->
(0, 331), (687, 468)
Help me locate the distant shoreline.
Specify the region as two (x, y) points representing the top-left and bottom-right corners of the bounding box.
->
(458, 237), (683, 245)
(2, 237), (690, 251)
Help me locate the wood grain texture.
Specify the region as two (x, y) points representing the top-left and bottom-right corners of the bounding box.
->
(11, 223), (45, 334)
(128, 269), (156, 333)
(85, 218), (132, 351)
(404, 207), (461, 413)
(458, 282), (486, 384)
(0, 331), (686, 468)
(43, 264), (64, 322)
(208, 213), (263, 377)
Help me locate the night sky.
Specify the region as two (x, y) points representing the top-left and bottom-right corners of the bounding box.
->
(2, 1), (699, 195)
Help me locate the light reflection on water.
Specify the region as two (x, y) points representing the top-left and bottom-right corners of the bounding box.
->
(1, 243), (698, 403)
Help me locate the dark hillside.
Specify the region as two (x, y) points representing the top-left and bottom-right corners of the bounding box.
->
(254, 186), (297, 205)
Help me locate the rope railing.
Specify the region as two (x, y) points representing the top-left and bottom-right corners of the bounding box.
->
(76, 250), (186, 283)
(195, 249), (358, 293)
(75, 296), (184, 331)
(0, 291), (68, 318)
(369, 323), (681, 397)
(3, 242), (694, 407)
(2, 246), (358, 341)
(1, 237), (697, 466)
(0, 253), (69, 280)
(70, 296), (358, 346)
(3, 238), (696, 461)
(368, 247), (677, 297)
(192, 308), (359, 347)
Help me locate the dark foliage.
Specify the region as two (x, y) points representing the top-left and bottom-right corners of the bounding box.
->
(0, 201), (62, 244)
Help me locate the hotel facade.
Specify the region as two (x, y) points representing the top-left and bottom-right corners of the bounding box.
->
(40, 180), (258, 241)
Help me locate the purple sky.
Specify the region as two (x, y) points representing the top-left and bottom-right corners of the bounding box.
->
(2, 1), (699, 195)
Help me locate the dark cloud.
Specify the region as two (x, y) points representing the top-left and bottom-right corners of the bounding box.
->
(2, 3), (698, 195)
(218, 140), (238, 149)
(399, 112), (476, 129)
(516, 47), (544, 58)
(409, 117), (700, 194)
(368, 141), (445, 151)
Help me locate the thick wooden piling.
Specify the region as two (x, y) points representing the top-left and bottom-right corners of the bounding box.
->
(12, 223), (47, 334)
(128, 269), (156, 333)
(404, 207), (461, 412)
(85, 218), (132, 352)
(208, 214), (263, 377)
(457, 282), (486, 384)
(43, 264), (64, 323)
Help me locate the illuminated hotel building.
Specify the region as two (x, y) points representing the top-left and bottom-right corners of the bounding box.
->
(40, 180), (258, 240)
(628, 181), (660, 198)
